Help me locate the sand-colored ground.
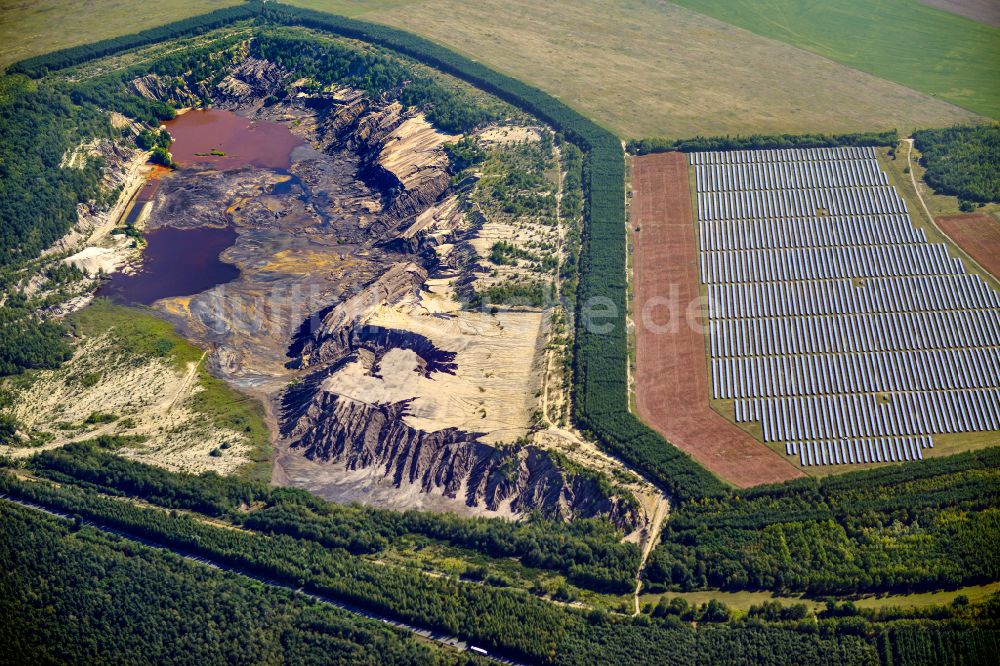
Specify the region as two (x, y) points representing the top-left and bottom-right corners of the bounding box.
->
(465, 130), (561, 295)
(630, 152), (804, 487)
(378, 111), (458, 189)
(467, 214), (559, 293)
(326, 287), (546, 444)
(477, 126), (543, 146)
(63, 238), (134, 276)
(44, 138), (153, 292)
(4, 333), (252, 475)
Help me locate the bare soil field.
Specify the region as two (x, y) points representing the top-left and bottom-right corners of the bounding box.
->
(630, 152), (803, 487)
(936, 213), (1000, 279)
(920, 0), (1000, 28)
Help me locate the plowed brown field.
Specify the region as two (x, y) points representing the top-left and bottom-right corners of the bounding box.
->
(631, 152), (804, 487)
(936, 213), (1000, 280)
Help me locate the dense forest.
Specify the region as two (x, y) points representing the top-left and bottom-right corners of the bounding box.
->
(0, 76), (108, 269)
(645, 448), (1000, 595)
(912, 125), (1000, 203)
(2, 463), (997, 665)
(0, 502), (465, 665)
(0, 294), (72, 378)
(626, 130), (899, 155)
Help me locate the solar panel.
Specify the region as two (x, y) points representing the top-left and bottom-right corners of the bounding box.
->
(691, 146), (1000, 466)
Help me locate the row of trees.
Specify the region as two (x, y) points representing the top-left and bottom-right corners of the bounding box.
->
(5, 4), (260, 77)
(645, 447), (1000, 595)
(29, 442), (641, 593)
(8, 469), (990, 665)
(912, 125), (1000, 203)
(626, 130), (899, 155)
(558, 142), (584, 306)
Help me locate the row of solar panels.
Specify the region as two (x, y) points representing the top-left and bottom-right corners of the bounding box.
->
(708, 310), (1000, 357)
(700, 243), (961, 284)
(706, 275), (1000, 318)
(737, 389), (1000, 441)
(713, 347), (1000, 399)
(689, 146), (878, 165)
(693, 158), (889, 193)
(698, 214), (925, 251)
(787, 437), (932, 466)
(692, 147), (999, 462)
(697, 186), (908, 221)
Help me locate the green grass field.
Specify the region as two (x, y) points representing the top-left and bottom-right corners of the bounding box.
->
(1, 0), (984, 138)
(639, 581), (1000, 614)
(670, 0), (1000, 119)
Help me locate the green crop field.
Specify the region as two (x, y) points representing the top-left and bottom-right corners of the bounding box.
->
(1, 0), (985, 138)
(670, 0), (1000, 119)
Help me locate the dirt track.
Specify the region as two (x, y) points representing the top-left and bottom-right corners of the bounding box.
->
(631, 152), (804, 487)
(936, 213), (1000, 280)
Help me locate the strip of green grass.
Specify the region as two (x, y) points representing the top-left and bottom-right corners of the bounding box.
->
(670, 0), (1000, 119)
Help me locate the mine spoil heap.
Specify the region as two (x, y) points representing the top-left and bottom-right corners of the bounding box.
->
(133, 47), (643, 530)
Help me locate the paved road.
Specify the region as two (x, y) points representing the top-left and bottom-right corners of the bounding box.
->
(1, 494), (529, 666)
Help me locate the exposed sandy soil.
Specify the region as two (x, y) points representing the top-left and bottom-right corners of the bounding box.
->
(630, 152), (804, 487)
(63, 241), (133, 276)
(936, 213), (1000, 279)
(378, 111), (458, 189)
(51, 138), (153, 283)
(919, 0), (1000, 27)
(467, 214), (559, 293)
(336, 294), (546, 444)
(3, 334), (251, 475)
(477, 126), (543, 146)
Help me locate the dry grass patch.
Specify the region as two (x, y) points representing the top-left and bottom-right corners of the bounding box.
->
(358, 0), (980, 137)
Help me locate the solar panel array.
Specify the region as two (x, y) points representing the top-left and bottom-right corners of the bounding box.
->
(692, 146), (1000, 467)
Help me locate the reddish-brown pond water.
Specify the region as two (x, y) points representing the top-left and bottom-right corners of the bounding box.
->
(100, 109), (305, 305)
(97, 225), (240, 305)
(163, 108), (305, 170)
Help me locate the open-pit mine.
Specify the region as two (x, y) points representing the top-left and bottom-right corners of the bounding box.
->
(36, 43), (656, 533)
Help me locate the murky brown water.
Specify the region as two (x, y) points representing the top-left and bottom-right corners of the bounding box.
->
(97, 225), (240, 305)
(163, 108), (305, 170)
(101, 110), (306, 305)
